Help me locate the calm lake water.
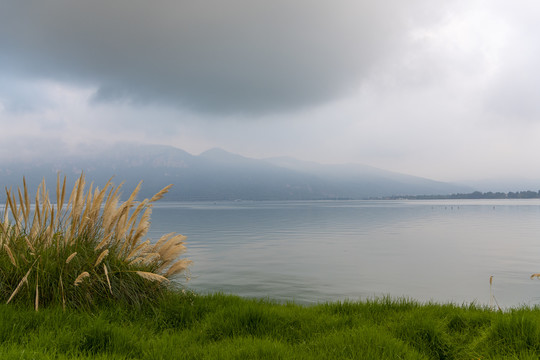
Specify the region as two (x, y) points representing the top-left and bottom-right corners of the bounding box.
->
(148, 200), (540, 308)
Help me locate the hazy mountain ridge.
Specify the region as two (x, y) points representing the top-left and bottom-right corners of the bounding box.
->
(0, 143), (473, 201)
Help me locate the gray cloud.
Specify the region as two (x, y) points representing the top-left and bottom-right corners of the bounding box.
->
(0, 0), (442, 114)
(483, 1), (540, 122)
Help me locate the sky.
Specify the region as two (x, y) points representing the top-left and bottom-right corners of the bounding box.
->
(1, 0), (540, 183)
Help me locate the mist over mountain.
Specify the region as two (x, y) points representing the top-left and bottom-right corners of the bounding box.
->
(0, 143), (472, 201)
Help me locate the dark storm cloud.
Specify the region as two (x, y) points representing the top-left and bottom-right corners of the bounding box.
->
(0, 0), (436, 114)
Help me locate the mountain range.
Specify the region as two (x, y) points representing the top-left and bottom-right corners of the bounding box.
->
(0, 143), (473, 201)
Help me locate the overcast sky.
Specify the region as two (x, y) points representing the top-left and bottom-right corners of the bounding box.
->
(1, 0), (540, 183)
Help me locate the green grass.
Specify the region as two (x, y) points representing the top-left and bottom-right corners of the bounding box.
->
(1, 291), (540, 359)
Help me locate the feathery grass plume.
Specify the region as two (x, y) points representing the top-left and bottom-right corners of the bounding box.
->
(135, 271), (169, 283)
(94, 249), (109, 268)
(165, 259), (193, 278)
(56, 173), (65, 225)
(74, 272), (90, 286)
(94, 233), (113, 251)
(7, 266), (33, 304)
(18, 187), (27, 225)
(149, 184), (173, 203)
(104, 264), (112, 295)
(6, 190), (20, 236)
(153, 233), (175, 252)
(59, 275), (66, 310)
(35, 273), (39, 312)
(66, 252), (77, 264)
(0, 173), (190, 309)
(3, 244), (17, 267)
(24, 236), (35, 253)
(126, 240), (150, 261)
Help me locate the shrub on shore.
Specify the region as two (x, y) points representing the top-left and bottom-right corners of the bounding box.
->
(0, 174), (191, 309)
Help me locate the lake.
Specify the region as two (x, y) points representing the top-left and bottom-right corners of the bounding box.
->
(148, 200), (540, 308)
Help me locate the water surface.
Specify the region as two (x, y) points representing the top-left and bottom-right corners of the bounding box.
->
(148, 200), (540, 307)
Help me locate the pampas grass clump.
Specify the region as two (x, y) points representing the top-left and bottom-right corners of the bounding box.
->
(0, 174), (191, 309)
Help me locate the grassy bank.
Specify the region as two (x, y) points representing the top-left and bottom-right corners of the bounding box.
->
(3, 175), (540, 359)
(2, 291), (540, 359)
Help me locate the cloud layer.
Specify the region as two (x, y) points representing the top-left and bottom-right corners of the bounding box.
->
(1, 0), (441, 114)
(2, 0), (540, 184)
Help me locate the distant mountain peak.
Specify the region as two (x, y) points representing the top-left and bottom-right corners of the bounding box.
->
(199, 147), (231, 156)
(199, 148), (252, 162)
(0, 143), (474, 201)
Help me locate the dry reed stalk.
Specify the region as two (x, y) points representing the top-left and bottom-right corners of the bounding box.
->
(41, 199), (50, 235)
(44, 224), (54, 247)
(126, 240), (150, 261)
(165, 259), (192, 277)
(133, 207), (151, 241)
(125, 181), (143, 207)
(64, 228), (73, 247)
(29, 218), (39, 245)
(156, 234), (186, 255)
(69, 177), (85, 229)
(135, 271), (169, 283)
(59, 275), (66, 310)
(102, 184), (122, 233)
(129, 253), (159, 266)
(56, 174), (61, 221)
(2, 197), (9, 228)
(0, 222), (4, 247)
(124, 221), (151, 258)
(66, 178), (76, 212)
(94, 249), (109, 268)
(111, 184), (141, 245)
(39, 179), (51, 229)
(79, 183), (95, 233)
(7, 266), (32, 304)
(24, 236), (35, 253)
(18, 187), (27, 226)
(94, 233), (113, 251)
(157, 235), (187, 261)
(34, 189), (41, 230)
(3, 244), (17, 267)
(6, 190), (19, 233)
(35, 273), (39, 312)
(88, 184), (109, 224)
(152, 233), (175, 253)
(142, 252), (160, 264)
(49, 207), (55, 244)
(115, 191), (140, 241)
(65, 252), (77, 264)
(157, 250), (187, 274)
(104, 264), (112, 294)
(74, 271), (90, 286)
(23, 177), (30, 224)
(128, 257), (144, 265)
(111, 205), (129, 244)
(125, 200), (148, 238)
(56, 174), (67, 226)
(489, 275), (501, 311)
(149, 184), (173, 203)
(162, 243), (187, 263)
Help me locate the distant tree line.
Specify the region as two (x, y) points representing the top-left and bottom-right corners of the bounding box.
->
(380, 190), (540, 200)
